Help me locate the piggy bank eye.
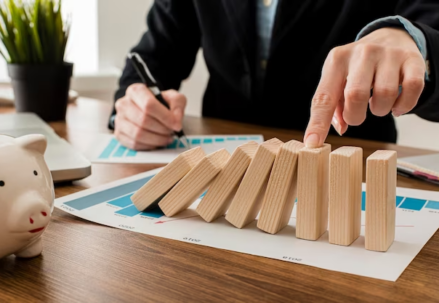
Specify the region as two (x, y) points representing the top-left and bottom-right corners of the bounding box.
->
(0, 181), (4, 187)
(34, 170), (38, 176)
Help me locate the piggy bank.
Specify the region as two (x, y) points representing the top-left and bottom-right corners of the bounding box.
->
(0, 134), (54, 259)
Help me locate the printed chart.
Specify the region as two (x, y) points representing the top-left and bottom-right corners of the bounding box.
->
(84, 134), (264, 164)
(55, 169), (439, 281)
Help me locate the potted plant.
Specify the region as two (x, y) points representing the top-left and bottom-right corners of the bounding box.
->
(0, 0), (72, 122)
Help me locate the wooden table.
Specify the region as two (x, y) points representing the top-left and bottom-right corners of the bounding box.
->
(1, 98), (439, 302)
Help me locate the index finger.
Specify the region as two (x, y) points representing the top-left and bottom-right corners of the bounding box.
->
(304, 48), (347, 148)
(126, 84), (174, 130)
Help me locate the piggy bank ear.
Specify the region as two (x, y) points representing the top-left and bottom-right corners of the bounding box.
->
(15, 134), (47, 155)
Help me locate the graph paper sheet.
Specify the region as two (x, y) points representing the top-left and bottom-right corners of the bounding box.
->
(83, 134), (264, 164)
(55, 168), (439, 281)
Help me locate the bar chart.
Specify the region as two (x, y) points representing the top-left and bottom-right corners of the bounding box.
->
(56, 168), (439, 281)
(86, 134), (264, 164)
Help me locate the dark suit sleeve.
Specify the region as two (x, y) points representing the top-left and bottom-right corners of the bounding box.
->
(110, 0), (201, 128)
(397, 1), (439, 122)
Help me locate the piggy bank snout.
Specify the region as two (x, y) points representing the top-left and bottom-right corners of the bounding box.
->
(9, 197), (52, 233)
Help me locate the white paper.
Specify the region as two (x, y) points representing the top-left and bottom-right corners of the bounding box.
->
(55, 168), (439, 281)
(84, 134), (264, 164)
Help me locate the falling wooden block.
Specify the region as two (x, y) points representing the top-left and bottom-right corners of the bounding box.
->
(196, 141), (259, 222)
(296, 144), (331, 240)
(225, 138), (283, 228)
(257, 140), (304, 234)
(131, 147), (206, 211)
(328, 147), (363, 246)
(159, 149), (231, 217)
(365, 150), (397, 252)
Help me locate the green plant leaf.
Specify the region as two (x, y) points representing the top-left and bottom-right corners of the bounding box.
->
(0, 0), (69, 64)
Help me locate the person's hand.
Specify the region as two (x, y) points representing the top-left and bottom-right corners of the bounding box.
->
(304, 27), (426, 148)
(114, 83), (186, 150)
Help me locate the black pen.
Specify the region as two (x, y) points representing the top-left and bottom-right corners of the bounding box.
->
(127, 52), (190, 148)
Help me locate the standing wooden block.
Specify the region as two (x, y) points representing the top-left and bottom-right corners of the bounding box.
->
(159, 149), (231, 217)
(328, 147), (363, 246)
(131, 147), (206, 211)
(225, 138), (283, 228)
(257, 140), (304, 234)
(196, 141), (259, 222)
(296, 144), (331, 240)
(365, 150), (397, 252)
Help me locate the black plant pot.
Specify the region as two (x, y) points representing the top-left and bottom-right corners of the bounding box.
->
(7, 63), (73, 122)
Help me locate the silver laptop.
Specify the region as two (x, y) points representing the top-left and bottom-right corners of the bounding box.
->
(0, 113), (91, 182)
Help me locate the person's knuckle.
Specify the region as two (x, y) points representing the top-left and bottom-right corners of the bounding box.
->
(345, 87), (369, 104)
(144, 98), (156, 112)
(140, 114), (152, 128)
(404, 76), (424, 93)
(133, 128), (144, 143)
(374, 85), (398, 100)
(312, 92), (333, 109)
(327, 46), (346, 65)
(359, 43), (382, 57)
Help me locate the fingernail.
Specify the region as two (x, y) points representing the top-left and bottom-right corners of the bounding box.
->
(305, 133), (320, 148)
(332, 116), (342, 136)
(392, 110), (404, 118)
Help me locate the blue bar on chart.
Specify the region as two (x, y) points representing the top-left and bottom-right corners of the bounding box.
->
(250, 136), (261, 140)
(203, 138), (213, 144)
(227, 137), (236, 141)
(215, 138), (225, 142)
(238, 137), (247, 141)
(399, 197), (427, 211)
(141, 208), (164, 218)
(127, 149), (137, 157)
(64, 175), (154, 210)
(116, 205), (142, 217)
(108, 194), (134, 208)
(361, 193), (404, 211)
(113, 145), (128, 157)
(166, 139), (178, 149)
(99, 138), (118, 159)
(425, 201), (439, 210)
(191, 139), (201, 145)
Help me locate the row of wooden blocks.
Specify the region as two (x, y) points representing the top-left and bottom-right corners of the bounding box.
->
(132, 138), (397, 252)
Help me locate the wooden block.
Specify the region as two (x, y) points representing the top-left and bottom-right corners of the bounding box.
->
(257, 140), (304, 234)
(328, 147), (363, 246)
(159, 149), (231, 217)
(225, 138), (283, 228)
(131, 147), (206, 211)
(196, 141), (259, 222)
(296, 144), (331, 240)
(365, 150), (397, 252)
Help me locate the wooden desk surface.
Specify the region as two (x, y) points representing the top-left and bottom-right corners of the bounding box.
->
(1, 98), (439, 303)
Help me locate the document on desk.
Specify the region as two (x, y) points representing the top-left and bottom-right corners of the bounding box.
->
(84, 134), (264, 164)
(55, 168), (439, 282)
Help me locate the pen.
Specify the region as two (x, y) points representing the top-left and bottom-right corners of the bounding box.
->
(127, 52), (190, 149)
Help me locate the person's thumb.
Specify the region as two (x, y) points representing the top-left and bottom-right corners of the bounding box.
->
(161, 90), (187, 131)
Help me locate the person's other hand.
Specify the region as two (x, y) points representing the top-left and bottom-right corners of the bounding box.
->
(114, 84), (186, 150)
(304, 27), (426, 147)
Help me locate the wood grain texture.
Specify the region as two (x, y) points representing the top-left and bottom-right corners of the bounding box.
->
(196, 141), (259, 222)
(257, 140), (303, 234)
(1, 99), (439, 302)
(131, 147), (206, 211)
(329, 147), (363, 246)
(366, 150), (397, 252)
(296, 144), (331, 241)
(226, 138), (283, 228)
(159, 149), (231, 217)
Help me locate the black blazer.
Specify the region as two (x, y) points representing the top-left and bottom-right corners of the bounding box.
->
(114, 0), (439, 143)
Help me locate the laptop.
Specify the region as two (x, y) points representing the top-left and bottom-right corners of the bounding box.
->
(0, 113), (92, 182)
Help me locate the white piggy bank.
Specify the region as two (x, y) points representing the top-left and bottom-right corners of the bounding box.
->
(0, 134), (54, 259)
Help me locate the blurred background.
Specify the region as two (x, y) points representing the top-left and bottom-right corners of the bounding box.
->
(0, 0), (436, 150)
